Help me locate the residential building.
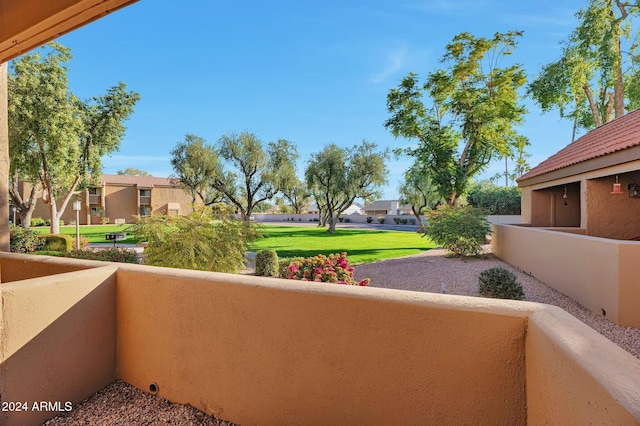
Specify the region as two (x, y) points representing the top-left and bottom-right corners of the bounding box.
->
(26, 174), (199, 225)
(363, 200), (413, 216)
(493, 108), (640, 328)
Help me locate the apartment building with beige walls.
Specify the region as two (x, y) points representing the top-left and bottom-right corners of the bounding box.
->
(24, 174), (199, 225)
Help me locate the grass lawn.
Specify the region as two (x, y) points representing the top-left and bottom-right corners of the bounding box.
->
(250, 225), (436, 265)
(31, 224), (139, 245)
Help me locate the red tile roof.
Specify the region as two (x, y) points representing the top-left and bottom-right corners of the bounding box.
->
(519, 108), (640, 182)
(99, 174), (180, 187)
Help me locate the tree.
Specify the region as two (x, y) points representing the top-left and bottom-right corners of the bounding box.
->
(280, 178), (311, 214)
(170, 134), (229, 206)
(305, 141), (387, 233)
(170, 132), (298, 219)
(8, 43), (139, 233)
(385, 31), (527, 206)
(217, 132), (298, 219)
(528, 0), (640, 133)
(398, 163), (442, 229)
(117, 168), (151, 176)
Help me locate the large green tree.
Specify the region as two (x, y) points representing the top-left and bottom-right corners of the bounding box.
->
(385, 31), (527, 206)
(8, 43), (139, 233)
(305, 141), (387, 234)
(528, 0), (640, 134)
(398, 162), (442, 230)
(170, 132), (298, 219)
(170, 133), (229, 206)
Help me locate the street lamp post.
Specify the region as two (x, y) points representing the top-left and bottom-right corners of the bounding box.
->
(73, 201), (81, 250)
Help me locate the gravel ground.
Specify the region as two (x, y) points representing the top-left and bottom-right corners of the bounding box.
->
(43, 245), (640, 424)
(44, 380), (237, 426)
(355, 245), (640, 360)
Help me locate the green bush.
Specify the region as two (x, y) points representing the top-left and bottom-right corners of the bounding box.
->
(126, 205), (259, 273)
(467, 183), (521, 215)
(423, 205), (490, 256)
(40, 234), (73, 253)
(30, 217), (46, 227)
(67, 247), (139, 264)
(10, 225), (46, 253)
(44, 219), (65, 227)
(478, 267), (525, 300)
(255, 249), (279, 277)
(278, 258), (292, 278)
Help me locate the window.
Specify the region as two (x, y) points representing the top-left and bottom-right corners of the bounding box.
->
(140, 189), (151, 197)
(90, 207), (102, 217)
(139, 205), (151, 216)
(88, 187), (99, 195)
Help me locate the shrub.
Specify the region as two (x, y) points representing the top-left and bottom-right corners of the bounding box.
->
(30, 217), (46, 227)
(44, 219), (64, 227)
(278, 258), (292, 278)
(40, 234), (73, 253)
(255, 249), (278, 277)
(468, 182), (521, 215)
(72, 235), (90, 249)
(10, 225), (46, 253)
(126, 205), (259, 273)
(287, 252), (369, 286)
(478, 267), (524, 300)
(423, 205), (490, 256)
(377, 216), (385, 224)
(366, 216), (373, 223)
(68, 247), (139, 264)
(100, 217), (110, 225)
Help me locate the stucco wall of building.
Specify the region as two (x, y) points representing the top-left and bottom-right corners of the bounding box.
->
(1, 254), (640, 424)
(586, 173), (640, 239)
(116, 267), (529, 425)
(0, 265), (117, 426)
(492, 223), (640, 328)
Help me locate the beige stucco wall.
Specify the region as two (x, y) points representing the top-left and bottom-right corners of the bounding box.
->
(116, 266), (529, 425)
(492, 224), (640, 328)
(0, 252), (98, 282)
(526, 307), (640, 424)
(149, 185), (195, 216)
(0, 265), (118, 426)
(586, 173), (640, 239)
(1, 254), (640, 424)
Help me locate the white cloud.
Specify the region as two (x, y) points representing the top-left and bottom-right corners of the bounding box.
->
(370, 44), (408, 84)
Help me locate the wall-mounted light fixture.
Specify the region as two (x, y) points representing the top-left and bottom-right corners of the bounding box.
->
(629, 183), (640, 198)
(563, 186), (568, 206)
(612, 175), (623, 194)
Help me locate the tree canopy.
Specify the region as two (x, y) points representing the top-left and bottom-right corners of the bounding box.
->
(385, 31), (527, 205)
(398, 161), (442, 229)
(8, 43), (139, 232)
(117, 168), (151, 176)
(305, 141), (387, 233)
(170, 132), (298, 219)
(528, 0), (640, 133)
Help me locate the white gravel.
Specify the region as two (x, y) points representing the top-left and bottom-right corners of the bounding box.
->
(355, 245), (640, 359)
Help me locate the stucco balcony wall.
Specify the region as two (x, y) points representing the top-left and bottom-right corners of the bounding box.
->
(1, 254), (639, 425)
(492, 224), (640, 328)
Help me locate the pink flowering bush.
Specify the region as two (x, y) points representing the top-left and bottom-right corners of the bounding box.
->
(287, 252), (370, 286)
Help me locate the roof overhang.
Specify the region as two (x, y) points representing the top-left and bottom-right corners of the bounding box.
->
(0, 0), (138, 63)
(518, 145), (640, 187)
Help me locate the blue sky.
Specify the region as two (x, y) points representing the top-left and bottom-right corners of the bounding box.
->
(51, 0), (587, 199)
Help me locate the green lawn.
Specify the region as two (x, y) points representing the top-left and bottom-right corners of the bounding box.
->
(250, 225), (436, 265)
(32, 224), (139, 244)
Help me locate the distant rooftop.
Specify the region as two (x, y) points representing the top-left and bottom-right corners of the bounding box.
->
(99, 174), (180, 187)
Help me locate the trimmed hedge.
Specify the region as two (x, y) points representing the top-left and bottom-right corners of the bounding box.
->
(255, 249), (279, 277)
(40, 234), (73, 253)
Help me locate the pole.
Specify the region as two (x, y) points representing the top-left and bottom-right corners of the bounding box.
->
(75, 208), (80, 250)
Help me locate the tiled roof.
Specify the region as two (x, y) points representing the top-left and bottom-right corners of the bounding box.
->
(99, 174), (180, 187)
(519, 108), (640, 181)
